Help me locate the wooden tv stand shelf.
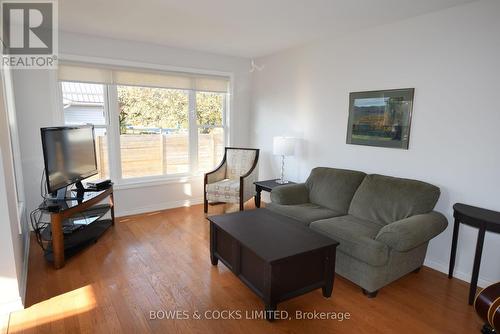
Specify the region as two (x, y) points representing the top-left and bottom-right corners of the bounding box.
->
(40, 186), (115, 269)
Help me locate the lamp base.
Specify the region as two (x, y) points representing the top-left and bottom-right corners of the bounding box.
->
(275, 179), (289, 184)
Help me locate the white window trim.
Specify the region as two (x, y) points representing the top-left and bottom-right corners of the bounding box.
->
(188, 89), (198, 175)
(1, 65), (25, 234)
(106, 85), (122, 182)
(57, 54), (233, 187)
(113, 174), (202, 191)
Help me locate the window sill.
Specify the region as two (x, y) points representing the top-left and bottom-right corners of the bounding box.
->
(114, 174), (203, 191)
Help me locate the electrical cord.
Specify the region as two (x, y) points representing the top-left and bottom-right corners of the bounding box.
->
(40, 168), (82, 200)
(30, 208), (49, 251)
(34, 169), (97, 253)
(40, 169), (49, 200)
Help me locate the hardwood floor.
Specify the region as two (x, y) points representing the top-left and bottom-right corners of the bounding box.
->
(1, 314), (8, 334)
(8, 203), (482, 333)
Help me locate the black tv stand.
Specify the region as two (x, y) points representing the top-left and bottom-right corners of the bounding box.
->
(39, 185), (115, 269)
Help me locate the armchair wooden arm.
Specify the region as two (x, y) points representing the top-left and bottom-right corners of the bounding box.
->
(239, 150), (260, 210)
(204, 154), (227, 213)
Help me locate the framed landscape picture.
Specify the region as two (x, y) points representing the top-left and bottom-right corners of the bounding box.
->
(346, 88), (415, 149)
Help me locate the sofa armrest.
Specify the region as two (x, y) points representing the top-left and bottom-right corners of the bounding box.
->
(270, 183), (309, 205)
(375, 211), (448, 252)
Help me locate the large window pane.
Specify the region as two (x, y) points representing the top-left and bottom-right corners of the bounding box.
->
(198, 127), (224, 173)
(196, 91), (225, 172)
(62, 82), (106, 126)
(196, 92), (224, 126)
(61, 81), (109, 180)
(118, 85), (189, 178)
(92, 128), (109, 180)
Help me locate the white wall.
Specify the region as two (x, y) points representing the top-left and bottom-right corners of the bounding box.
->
(0, 69), (25, 314)
(251, 0), (500, 286)
(0, 148), (21, 315)
(12, 32), (252, 217)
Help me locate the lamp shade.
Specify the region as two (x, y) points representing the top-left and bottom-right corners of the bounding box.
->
(273, 137), (296, 156)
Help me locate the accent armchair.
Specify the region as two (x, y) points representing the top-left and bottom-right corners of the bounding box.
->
(204, 147), (259, 213)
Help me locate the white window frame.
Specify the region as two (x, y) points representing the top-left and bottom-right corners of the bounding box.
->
(1, 64), (26, 234)
(194, 91), (227, 174)
(56, 55), (233, 188)
(59, 81), (112, 180)
(111, 84), (193, 183)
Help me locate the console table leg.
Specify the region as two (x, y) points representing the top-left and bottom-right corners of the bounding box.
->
(254, 187), (262, 208)
(51, 214), (65, 269)
(448, 218), (460, 278)
(469, 227), (486, 305)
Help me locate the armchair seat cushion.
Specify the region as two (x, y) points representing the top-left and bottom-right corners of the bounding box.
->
(206, 179), (240, 203)
(266, 202), (342, 225)
(310, 215), (389, 266)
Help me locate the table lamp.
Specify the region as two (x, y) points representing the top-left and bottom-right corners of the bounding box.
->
(273, 136), (296, 184)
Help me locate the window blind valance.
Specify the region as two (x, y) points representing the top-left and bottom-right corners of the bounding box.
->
(58, 64), (230, 93)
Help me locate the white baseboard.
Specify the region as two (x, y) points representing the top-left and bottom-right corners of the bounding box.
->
(116, 197), (204, 217)
(424, 258), (494, 288)
(0, 297), (23, 316)
(19, 226), (30, 305)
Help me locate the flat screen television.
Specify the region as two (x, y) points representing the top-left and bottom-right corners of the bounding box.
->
(40, 125), (98, 197)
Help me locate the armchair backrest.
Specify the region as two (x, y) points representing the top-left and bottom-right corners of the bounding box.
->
(225, 148), (259, 179)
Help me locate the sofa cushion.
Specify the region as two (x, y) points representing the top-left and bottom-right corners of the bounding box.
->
(266, 202), (342, 225)
(305, 167), (366, 213)
(348, 174), (440, 225)
(310, 215), (389, 266)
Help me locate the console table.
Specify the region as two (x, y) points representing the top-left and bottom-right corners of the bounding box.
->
(449, 203), (500, 304)
(39, 186), (115, 269)
(254, 179), (296, 208)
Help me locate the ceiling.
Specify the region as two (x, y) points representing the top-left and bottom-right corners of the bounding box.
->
(59, 0), (475, 58)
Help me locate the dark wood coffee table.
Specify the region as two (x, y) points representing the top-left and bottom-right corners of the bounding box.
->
(208, 209), (338, 321)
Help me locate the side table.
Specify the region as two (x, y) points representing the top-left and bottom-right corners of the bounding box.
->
(253, 179), (296, 208)
(449, 203), (500, 305)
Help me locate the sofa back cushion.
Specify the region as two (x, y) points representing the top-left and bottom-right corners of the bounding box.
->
(348, 174), (440, 225)
(306, 167), (366, 213)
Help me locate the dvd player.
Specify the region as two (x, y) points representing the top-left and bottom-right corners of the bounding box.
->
(86, 179), (112, 190)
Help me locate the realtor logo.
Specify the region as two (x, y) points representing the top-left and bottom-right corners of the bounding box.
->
(1, 0), (58, 68)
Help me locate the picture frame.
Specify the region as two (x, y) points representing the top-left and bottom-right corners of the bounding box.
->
(346, 88), (415, 149)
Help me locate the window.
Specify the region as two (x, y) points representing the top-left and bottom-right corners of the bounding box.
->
(60, 81), (110, 180)
(196, 92), (225, 173)
(58, 64), (230, 184)
(118, 85), (189, 178)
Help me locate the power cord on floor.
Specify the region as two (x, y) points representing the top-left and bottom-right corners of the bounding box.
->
(30, 208), (49, 251)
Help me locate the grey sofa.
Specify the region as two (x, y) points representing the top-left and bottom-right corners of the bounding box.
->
(267, 167), (447, 297)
